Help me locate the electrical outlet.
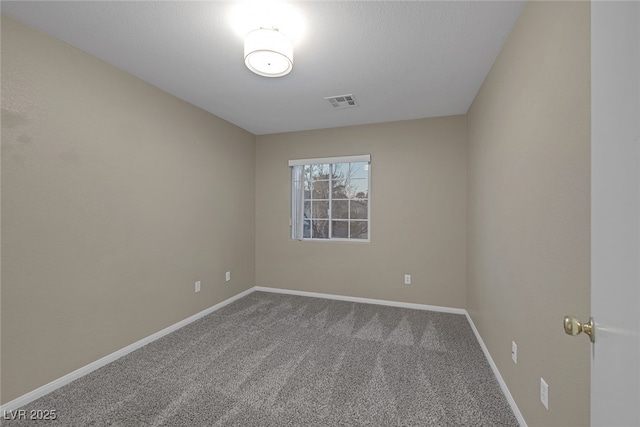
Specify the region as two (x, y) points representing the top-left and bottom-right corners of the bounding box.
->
(540, 377), (549, 410)
(404, 274), (411, 285)
(225, 271), (231, 282)
(511, 341), (517, 364)
(195, 281), (201, 293)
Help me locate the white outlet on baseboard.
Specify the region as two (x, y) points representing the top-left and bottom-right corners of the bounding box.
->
(404, 274), (411, 285)
(511, 341), (517, 364)
(540, 377), (549, 410)
(195, 281), (201, 293)
(225, 271), (231, 282)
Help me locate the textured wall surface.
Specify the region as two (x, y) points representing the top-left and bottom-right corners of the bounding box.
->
(1, 16), (256, 403)
(466, 2), (591, 426)
(256, 116), (467, 309)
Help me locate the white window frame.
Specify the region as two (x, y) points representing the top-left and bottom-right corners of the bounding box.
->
(289, 155), (371, 242)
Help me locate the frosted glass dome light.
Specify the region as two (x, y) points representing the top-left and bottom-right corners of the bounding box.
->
(244, 28), (293, 77)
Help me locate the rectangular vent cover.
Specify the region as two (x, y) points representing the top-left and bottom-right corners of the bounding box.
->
(325, 94), (358, 109)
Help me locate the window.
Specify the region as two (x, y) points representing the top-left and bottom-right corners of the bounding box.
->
(290, 155), (370, 241)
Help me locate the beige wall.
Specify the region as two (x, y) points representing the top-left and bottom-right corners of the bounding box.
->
(256, 116), (467, 308)
(1, 16), (256, 403)
(467, 2), (590, 426)
(2, 2), (592, 424)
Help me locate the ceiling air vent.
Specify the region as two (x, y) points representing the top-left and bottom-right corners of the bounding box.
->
(325, 94), (358, 109)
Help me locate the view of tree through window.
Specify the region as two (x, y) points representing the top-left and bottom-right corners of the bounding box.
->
(302, 161), (369, 240)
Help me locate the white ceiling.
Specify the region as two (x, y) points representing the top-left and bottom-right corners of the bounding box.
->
(1, 1), (524, 135)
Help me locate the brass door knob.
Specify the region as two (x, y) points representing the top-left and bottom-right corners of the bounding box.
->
(563, 316), (595, 343)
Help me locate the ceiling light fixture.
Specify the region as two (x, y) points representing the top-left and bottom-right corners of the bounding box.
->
(244, 28), (293, 77)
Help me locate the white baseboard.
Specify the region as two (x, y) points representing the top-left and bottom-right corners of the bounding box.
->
(464, 312), (527, 427)
(0, 287), (255, 413)
(253, 286), (467, 315)
(255, 286), (526, 426)
(3, 285), (526, 427)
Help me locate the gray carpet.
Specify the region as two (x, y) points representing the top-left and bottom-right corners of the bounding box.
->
(4, 291), (519, 426)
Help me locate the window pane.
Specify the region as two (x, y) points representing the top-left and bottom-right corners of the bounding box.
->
(332, 200), (349, 219)
(303, 167), (312, 195)
(350, 162), (369, 180)
(332, 164), (348, 199)
(311, 220), (329, 239)
(332, 182), (348, 199)
(303, 220), (311, 238)
(347, 178), (368, 199)
(332, 163), (348, 179)
(312, 180), (329, 199)
(304, 201), (311, 219)
(312, 201), (329, 219)
(350, 200), (368, 219)
(312, 164), (330, 180)
(332, 221), (348, 238)
(350, 221), (368, 239)
(304, 177), (311, 199)
(304, 165), (312, 181)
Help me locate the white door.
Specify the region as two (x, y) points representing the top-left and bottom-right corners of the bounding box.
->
(590, 2), (640, 426)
